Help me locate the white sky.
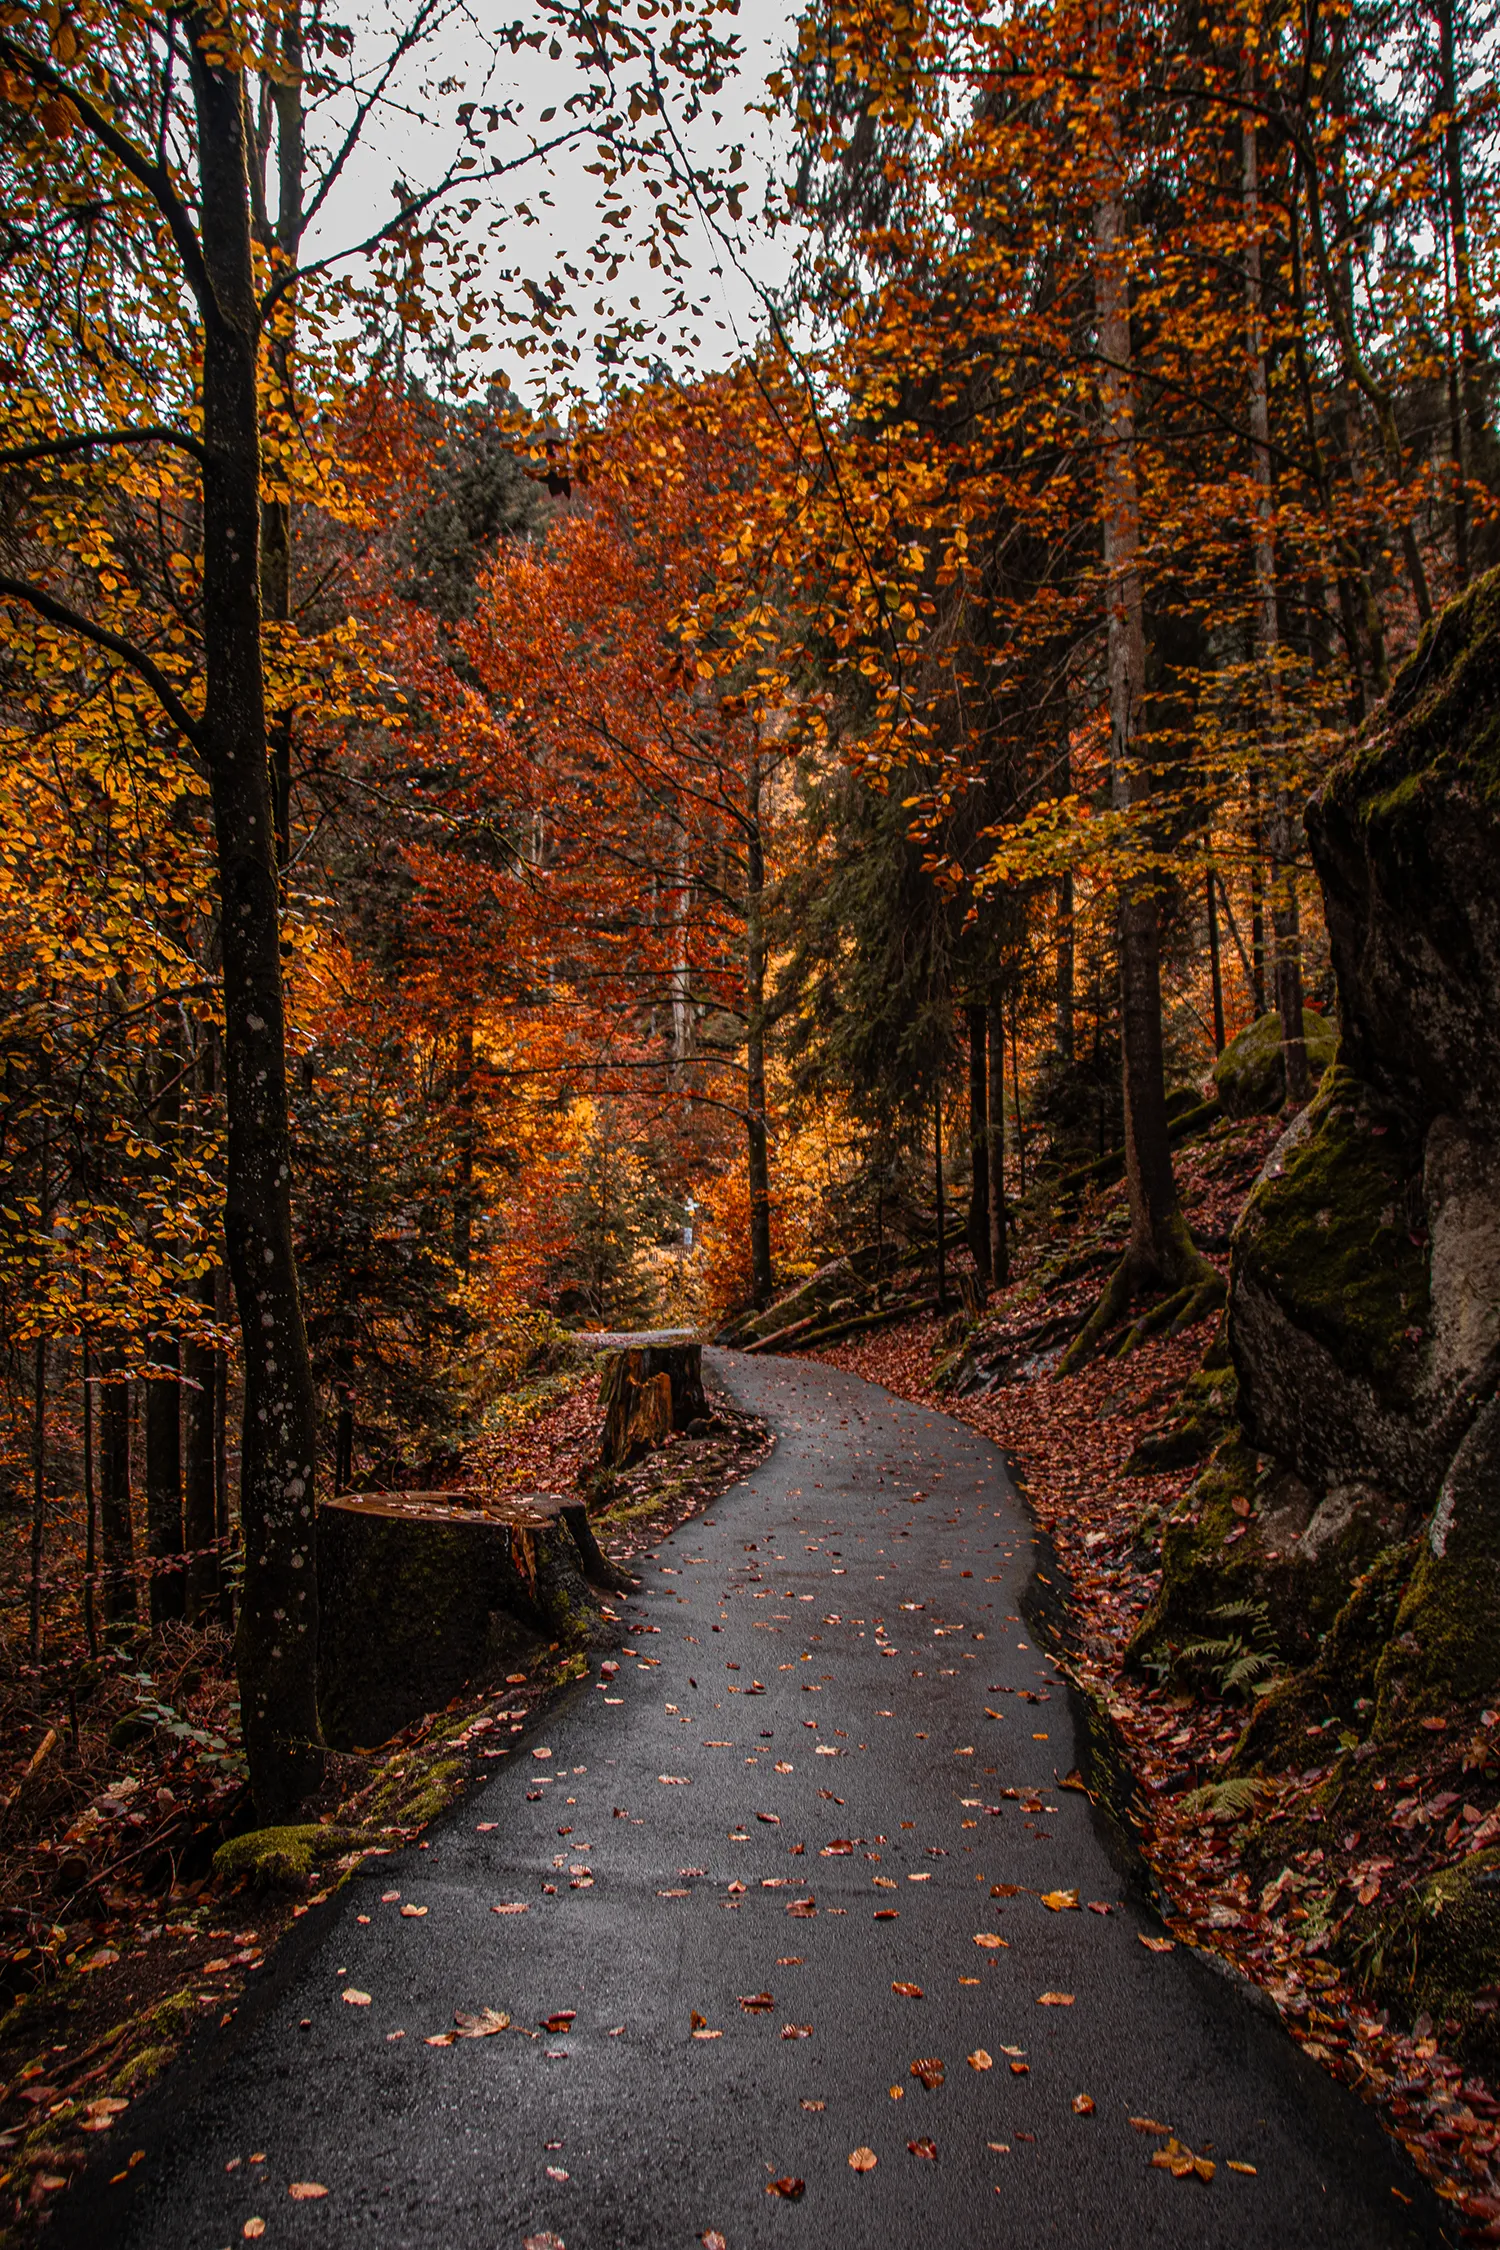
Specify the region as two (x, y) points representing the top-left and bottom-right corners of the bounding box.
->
(302, 0), (802, 401)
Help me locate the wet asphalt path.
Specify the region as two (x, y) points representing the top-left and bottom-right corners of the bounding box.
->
(71, 1351), (1447, 2249)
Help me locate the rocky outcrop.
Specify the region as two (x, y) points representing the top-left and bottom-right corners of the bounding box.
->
(1213, 1008), (1338, 1118)
(1141, 570), (1500, 1719)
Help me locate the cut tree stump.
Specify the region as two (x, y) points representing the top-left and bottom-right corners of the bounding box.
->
(317, 1489), (619, 1750)
(594, 1334), (706, 1467)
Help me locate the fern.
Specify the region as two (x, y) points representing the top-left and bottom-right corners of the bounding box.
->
(1178, 1775), (1266, 1822)
(1179, 1598), (1281, 1701)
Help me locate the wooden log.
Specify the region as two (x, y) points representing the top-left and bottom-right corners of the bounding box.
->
(316, 1489), (597, 1750)
(597, 1338), (706, 1465)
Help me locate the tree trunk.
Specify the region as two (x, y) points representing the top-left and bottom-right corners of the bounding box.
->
(1245, 102), (1308, 1108)
(1055, 872), (1075, 1065)
(745, 755), (773, 1308)
(1206, 865), (1226, 1054)
(183, 1290), (218, 1624)
(189, 20), (321, 1817)
(28, 1335), (46, 1664)
(147, 1009), (185, 1625)
(453, 1016), (476, 1272)
(1010, 996), (1027, 1201)
(933, 1084), (947, 1311)
(1061, 11), (1222, 1372)
(99, 1355), (137, 1624)
(82, 1341), (98, 1657)
(965, 1004), (990, 1285)
(986, 997), (1009, 1288)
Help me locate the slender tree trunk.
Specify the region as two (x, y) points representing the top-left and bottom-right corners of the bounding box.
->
(147, 1009), (185, 1625)
(453, 1016), (476, 1272)
(1244, 104), (1308, 1105)
(28, 1335), (46, 1664)
(1248, 786), (1267, 1016)
(933, 1085), (947, 1313)
(184, 1282), (218, 1624)
(965, 1004), (990, 1286)
(1206, 866), (1226, 1055)
(1437, 0), (1475, 583)
(986, 997), (1008, 1288)
(258, 0), (304, 872)
(99, 1353), (137, 1623)
(1055, 872), (1075, 1065)
(1062, 8), (1222, 1370)
(745, 755), (773, 1307)
(190, 20), (321, 1815)
(215, 1264), (232, 1631)
(82, 1340), (98, 1658)
(1010, 997), (1027, 1202)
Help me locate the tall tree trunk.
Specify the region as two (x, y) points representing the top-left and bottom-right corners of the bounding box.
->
(745, 755), (773, 1308)
(183, 1275), (218, 1624)
(933, 1084), (947, 1312)
(147, 1008), (185, 1625)
(1010, 997), (1027, 1201)
(1206, 865), (1226, 1055)
(965, 1004), (990, 1286)
(1244, 103), (1308, 1105)
(1055, 872), (1075, 1065)
(28, 1335), (46, 1664)
(82, 1340), (98, 1657)
(1437, 0), (1476, 582)
(189, 20), (321, 1816)
(99, 1353), (137, 1624)
(453, 1016), (476, 1272)
(1063, 10), (1221, 1370)
(258, 0), (304, 871)
(986, 997), (1008, 1289)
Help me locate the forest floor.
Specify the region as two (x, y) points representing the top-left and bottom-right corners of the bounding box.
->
(0, 1361), (768, 2239)
(805, 1121), (1500, 2239)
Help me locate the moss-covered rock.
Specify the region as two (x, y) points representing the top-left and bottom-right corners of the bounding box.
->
(1126, 1360), (1238, 1473)
(1361, 1846), (1500, 2079)
(213, 1823), (361, 1890)
(1233, 1541), (1415, 1773)
(1374, 1393), (1500, 1733)
(1213, 1009), (1338, 1119)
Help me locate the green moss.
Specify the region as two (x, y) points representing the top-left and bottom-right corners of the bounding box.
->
(1126, 1439), (1265, 1673)
(368, 1756), (463, 1833)
(1361, 1847), (1500, 2076)
(213, 1823), (359, 1890)
(1127, 1362), (1239, 1473)
(1353, 563), (1500, 817)
(1235, 1067), (1428, 1391)
(1234, 1542), (1414, 1773)
(1375, 1541), (1500, 1733)
(1213, 1009), (1338, 1118)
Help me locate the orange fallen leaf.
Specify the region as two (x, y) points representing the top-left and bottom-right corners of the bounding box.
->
(889, 2085), (904, 2099)
(1227, 2161), (1257, 2175)
(973, 1932), (1008, 1949)
(907, 2136), (937, 2160)
(492, 1903), (529, 1915)
(766, 2176), (805, 2199)
(739, 1991), (774, 2012)
(703, 2234), (728, 2250)
(288, 2183), (329, 2200)
(1009, 2061), (1030, 2075)
(1060, 1770), (1088, 1792)
(892, 1981), (923, 1998)
(781, 2024), (813, 2040)
(848, 2146), (878, 2172)
(453, 2009), (509, 2039)
(1036, 1992), (1074, 2006)
(1072, 2094), (1095, 2115)
(1041, 1889), (1080, 1912)
(342, 1989), (372, 2007)
(400, 1904), (428, 1919)
(967, 2050), (993, 2071)
(910, 2057), (944, 2088)
(800, 2100), (825, 2112)
(1130, 2117), (1169, 2134)
(1137, 1934), (1175, 1953)
(244, 2226), (266, 2243)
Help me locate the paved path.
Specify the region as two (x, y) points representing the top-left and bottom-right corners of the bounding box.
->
(70, 1353), (1448, 2249)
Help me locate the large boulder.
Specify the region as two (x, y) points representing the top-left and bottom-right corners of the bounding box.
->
(1213, 1008), (1338, 1118)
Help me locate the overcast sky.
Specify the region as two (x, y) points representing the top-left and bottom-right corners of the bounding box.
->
(305, 1), (801, 401)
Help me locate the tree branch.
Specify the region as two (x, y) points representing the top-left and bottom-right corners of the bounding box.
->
(0, 426), (207, 470)
(0, 577), (202, 754)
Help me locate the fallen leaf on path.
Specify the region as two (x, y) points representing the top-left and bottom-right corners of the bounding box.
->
(542, 2012), (576, 2033)
(475, 1821), (497, 1832)
(1036, 1992), (1074, 2006)
(892, 1982), (924, 1998)
(1151, 2138), (1215, 2182)
(342, 1989), (371, 2007)
(766, 2177), (805, 2199)
(532, 1749), (552, 1761)
(973, 1933), (1008, 1949)
(787, 1898), (816, 1917)
(774, 1761), (794, 1773)
(968, 2050), (993, 2071)
(874, 1908), (899, 1919)
(849, 2147), (878, 2172)
(524, 2235), (566, 2250)
(1088, 1902), (1112, 1915)
(757, 1812), (780, 1824)
(493, 1903), (529, 1915)
(910, 2058), (945, 2089)
(1009, 2061), (1030, 2075)
(801, 2099), (825, 2112)
(400, 1904), (427, 1919)
(991, 1883), (1023, 1897)
(1041, 1889), (1080, 1912)
(703, 2234), (728, 2250)
(659, 1775), (690, 1785)
(1137, 1934), (1175, 1953)
(908, 2137), (937, 2160)
(1072, 2094), (1095, 2115)
(739, 1991), (774, 2012)
(782, 2024), (813, 2039)
(243, 2225), (266, 2242)
(873, 1875), (897, 1888)
(1227, 2160), (1257, 2174)
(381, 1891), (401, 1903)
(288, 2183), (328, 2200)
(1061, 1771), (1088, 1792)
(1130, 2117), (1169, 2134)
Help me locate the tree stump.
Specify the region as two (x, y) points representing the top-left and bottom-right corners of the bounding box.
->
(596, 1335), (706, 1466)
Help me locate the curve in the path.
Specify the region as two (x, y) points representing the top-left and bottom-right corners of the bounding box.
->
(64, 1352), (1449, 2249)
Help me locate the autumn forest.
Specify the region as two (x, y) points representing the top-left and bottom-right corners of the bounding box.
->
(2, 0), (1500, 2237)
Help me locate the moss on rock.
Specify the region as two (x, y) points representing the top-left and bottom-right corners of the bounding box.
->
(1213, 1009), (1338, 1119)
(1126, 1440), (1268, 1675)
(1362, 1846), (1500, 2078)
(213, 1823), (360, 1891)
(1234, 1541), (1415, 1773)
(1374, 1393), (1500, 1732)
